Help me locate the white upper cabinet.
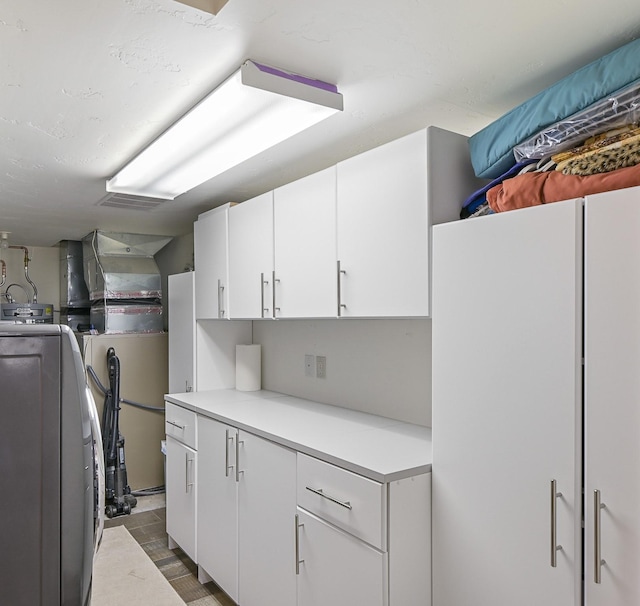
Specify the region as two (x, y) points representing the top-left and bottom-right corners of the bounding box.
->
(194, 204), (231, 320)
(273, 166), (337, 318)
(228, 192), (274, 319)
(336, 126), (476, 317)
(200, 127), (479, 320)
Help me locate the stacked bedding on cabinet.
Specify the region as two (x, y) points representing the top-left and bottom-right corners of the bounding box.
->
(462, 37), (640, 218)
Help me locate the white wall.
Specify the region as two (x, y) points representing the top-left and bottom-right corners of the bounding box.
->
(252, 318), (432, 427)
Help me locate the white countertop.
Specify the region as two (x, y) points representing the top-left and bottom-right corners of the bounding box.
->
(165, 389), (432, 483)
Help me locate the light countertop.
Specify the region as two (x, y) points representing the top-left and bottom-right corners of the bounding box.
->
(165, 389), (431, 483)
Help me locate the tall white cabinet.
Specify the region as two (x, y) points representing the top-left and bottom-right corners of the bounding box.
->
(431, 187), (640, 606)
(583, 188), (640, 604)
(168, 271), (195, 393)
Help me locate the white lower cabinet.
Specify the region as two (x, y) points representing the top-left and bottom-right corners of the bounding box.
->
(197, 415), (296, 606)
(238, 430), (297, 606)
(167, 394), (431, 606)
(296, 453), (430, 606)
(165, 435), (197, 562)
(197, 416), (239, 602)
(296, 509), (387, 606)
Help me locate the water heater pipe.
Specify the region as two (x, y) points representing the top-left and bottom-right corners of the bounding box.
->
(9, 246), (37, 303)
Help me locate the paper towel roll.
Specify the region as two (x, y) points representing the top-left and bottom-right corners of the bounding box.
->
(236, 344), (261, 391)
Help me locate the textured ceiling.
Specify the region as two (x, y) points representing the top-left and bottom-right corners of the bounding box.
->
(2, 0), (640, 246)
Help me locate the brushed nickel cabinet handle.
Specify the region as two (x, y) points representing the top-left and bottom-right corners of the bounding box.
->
(295, 514), (304, 575)
(337, 260), (346, 317)
(217, 279), (225, 318)
(235, 436), (244, 482)
(594, 489), (606, 583)
(272, 270), (280, 318)
(167, 420), (185, 430)
(225, 429), (234, 477)
(185, 453), (194, 492)
(550, 480), (563, 567)
(306, 486), (352, 510)
(260, 273), (268, 318)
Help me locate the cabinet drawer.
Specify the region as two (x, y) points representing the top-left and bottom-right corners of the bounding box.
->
(297, 453), (386, 550)
(296, 508), (387, 606)
(165, 402), (197, 449)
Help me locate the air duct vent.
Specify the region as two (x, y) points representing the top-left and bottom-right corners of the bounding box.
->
(97, 192), (165, 211)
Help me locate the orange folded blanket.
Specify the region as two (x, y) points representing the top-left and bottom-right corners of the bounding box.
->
(487, 161), (640, 212)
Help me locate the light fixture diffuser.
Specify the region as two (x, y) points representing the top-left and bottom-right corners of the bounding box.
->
(106, 60), (343, 200)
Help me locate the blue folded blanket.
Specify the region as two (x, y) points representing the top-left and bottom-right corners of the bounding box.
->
(469, 37), (640, 179)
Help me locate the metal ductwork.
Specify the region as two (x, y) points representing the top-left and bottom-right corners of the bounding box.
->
(82, 231), (172, 301)
(82, 231), (172, 334)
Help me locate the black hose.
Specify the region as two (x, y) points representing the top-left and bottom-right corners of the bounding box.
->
(131, 485), (166, 497)
(86, 364), (165, 412)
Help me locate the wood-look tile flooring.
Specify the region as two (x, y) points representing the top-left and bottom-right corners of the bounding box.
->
(103, 506), (235, 606)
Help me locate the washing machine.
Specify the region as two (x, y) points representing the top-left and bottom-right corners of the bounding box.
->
(0, 323), (104, 606)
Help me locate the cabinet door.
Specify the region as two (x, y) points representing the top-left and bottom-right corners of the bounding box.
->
(166, 436), (197, 562)
(432, 200), (583, 606)
(168, 272), (195, 393)
(274, 167), (337, 317)
(584, 188), (640, 604)
(297, 509), (387, 606)
(228, 192), (274, 319)
(197, 416), (239, 603)
(194, 205), (229, 319)
(238, 431), (297, 606)
(336, 129), (429, 317)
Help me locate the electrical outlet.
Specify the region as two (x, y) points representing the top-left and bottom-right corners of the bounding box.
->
(304, 354), (315, 377)
(316, 355), (326, 379)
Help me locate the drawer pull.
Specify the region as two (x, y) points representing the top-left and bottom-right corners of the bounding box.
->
(167, 420), (185, 430)
(306, 486), (352, 510)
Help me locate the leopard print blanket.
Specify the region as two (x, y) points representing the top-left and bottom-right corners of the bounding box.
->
(552, 124), (640, 176)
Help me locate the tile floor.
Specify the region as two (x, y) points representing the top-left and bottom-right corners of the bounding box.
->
(103, 496), (234, 606)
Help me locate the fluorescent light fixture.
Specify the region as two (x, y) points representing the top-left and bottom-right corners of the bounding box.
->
(106, 60), (343, 200)
(172, 0), (229, 16)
